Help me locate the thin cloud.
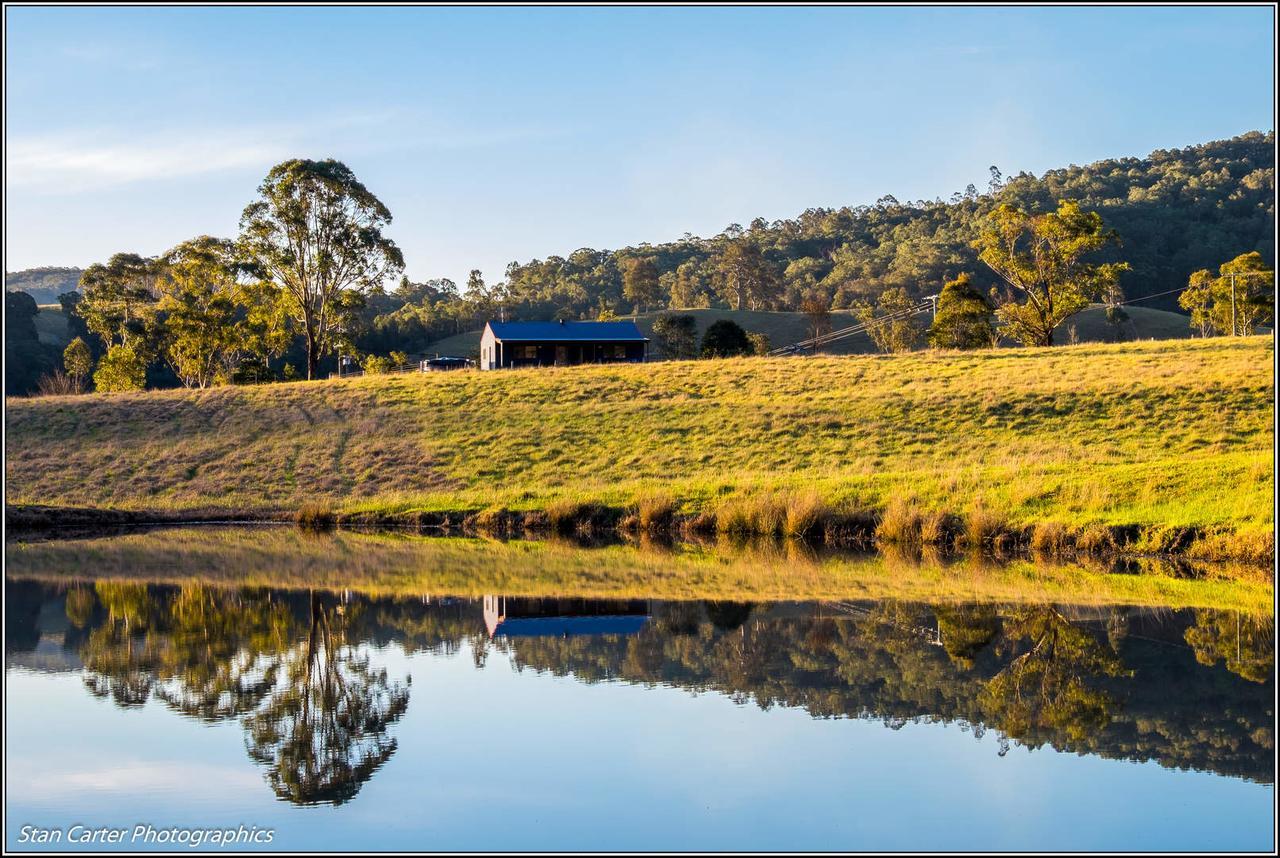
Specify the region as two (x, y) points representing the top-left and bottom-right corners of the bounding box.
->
(6, 112), (569, 194)
(7, 133), (287, 193)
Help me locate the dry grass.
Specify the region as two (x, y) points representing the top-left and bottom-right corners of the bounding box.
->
(4, 337), (1274, 558)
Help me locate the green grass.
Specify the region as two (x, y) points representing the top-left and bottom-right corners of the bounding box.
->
(5, 336), (1273, 559)
(5, 526), (1271, 612)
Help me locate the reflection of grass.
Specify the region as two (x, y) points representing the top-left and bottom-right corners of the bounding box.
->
(5, 526), (1272, 614)
(5, 337), (1273, 560)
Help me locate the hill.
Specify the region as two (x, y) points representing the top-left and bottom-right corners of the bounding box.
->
(424, 304), (1199, 359)
(4, 267), (82, 304)
(494, 132), (1274, 319)
(5, 337), (1272, 560)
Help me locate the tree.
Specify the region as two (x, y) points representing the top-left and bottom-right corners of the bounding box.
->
(77, 253), (162, 351)
(715, 240), (778, 311)
(239, 159), (405, 379)
(799, 293), (832, 352)
(622, 257), (662, 314)
(746, 331), (771, 356)
(700, 319), (753, 357)
(157, 236), (256, 388)
(1179, 269), (1217, 336)
(669, 261), (711, 309)
(973, 200), (1129, 346)
(651, 313), (698, 359)
(1179, 252), (1274, 336)
(856, 287), (925, 353)
(928, 273), (995, 349)
(93, 345), (147, 392)
(63, 337), (93, 389)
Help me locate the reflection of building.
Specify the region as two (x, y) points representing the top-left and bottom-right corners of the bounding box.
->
(483, 596), (650, 638)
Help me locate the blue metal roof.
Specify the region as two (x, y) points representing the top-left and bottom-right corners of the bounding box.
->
(486, 320), (648, 342)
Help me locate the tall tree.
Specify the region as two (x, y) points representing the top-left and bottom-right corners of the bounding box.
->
(238, 159), (404, 379)
(622, 257), (662, 313)
(157, 237), (251, 388)
(715, 240), (778, 311)
(76, 253), (162, 351)
(973, 200), (1129, 346)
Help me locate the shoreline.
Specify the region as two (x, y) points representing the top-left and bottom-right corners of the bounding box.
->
(5, 502), (1272, 567)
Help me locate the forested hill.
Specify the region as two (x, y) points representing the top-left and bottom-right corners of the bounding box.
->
(4, 266), (83, 305)
(498, 131), (1275, 317)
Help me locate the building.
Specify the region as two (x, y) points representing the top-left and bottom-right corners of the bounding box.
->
(478, 320), (649, 370)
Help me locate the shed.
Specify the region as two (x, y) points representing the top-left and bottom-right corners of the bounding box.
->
(478, 320), (648, 370)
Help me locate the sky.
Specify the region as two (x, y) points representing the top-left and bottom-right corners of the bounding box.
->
(4, 5), (1275, 288)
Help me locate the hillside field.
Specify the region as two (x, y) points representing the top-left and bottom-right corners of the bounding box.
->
(425, 304), (1200, 359)
(5, 336), (1273, 560)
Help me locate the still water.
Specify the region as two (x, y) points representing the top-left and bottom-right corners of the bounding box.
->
(4, 534), (1276, 851)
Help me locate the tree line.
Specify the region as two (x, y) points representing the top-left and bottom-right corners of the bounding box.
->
(6, 132), (1275, 394)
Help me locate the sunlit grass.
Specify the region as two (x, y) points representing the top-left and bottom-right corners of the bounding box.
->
(5, 337), (1273, 558)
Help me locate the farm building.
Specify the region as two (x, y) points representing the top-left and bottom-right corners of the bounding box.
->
(478, 320), (649, 370)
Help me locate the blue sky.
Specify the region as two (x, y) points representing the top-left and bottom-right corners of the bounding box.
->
(4, 6), (1274, 287)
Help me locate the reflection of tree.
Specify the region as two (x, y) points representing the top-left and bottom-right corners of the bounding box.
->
(1185, 611), (1275, 684)
(13, 577), (1271, 786)
(981, 607), (1130, 747)
(935, 604), (1000, 669)
(70, 584), (408, 806)
(81, 583), (164, 707)
(243, 593), (409, 806)
(152, 587), (298, 721)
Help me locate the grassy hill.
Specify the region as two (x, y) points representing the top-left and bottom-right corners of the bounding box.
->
(5, 337), (1272, 560)
(425, 304), (1199, 359)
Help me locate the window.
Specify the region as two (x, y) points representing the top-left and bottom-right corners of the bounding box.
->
(518, 345), (538, 359)
(611, 344), (627, 359)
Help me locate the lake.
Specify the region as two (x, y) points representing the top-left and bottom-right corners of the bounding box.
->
(4, 527), (1275, 851)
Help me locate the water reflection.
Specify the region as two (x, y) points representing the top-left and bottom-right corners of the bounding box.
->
(5, 578), (1275, 807)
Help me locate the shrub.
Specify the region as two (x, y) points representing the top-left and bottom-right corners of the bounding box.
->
(700, 319), (753, 358)
(746, 331), (771, 356)
(36, 370), (83, 397)
(876, 495), (923, 543)
(636, 492), (676, 531)
(782, 489), (827, 538)
(296, 502), (335, 530)
(928, 273), (995, 350)
(363, 355), (394, 374)
(1030, 520), (1071, 554)
(962, 505), (1008, 549)
(93, 345), (147, 393)
(651, 313), (698, 359)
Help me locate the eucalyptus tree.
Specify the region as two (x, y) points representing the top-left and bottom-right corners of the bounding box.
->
(77, 252), (163, 351)
(239, 159), (404, 379)
(973, 200), (1129, 346)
